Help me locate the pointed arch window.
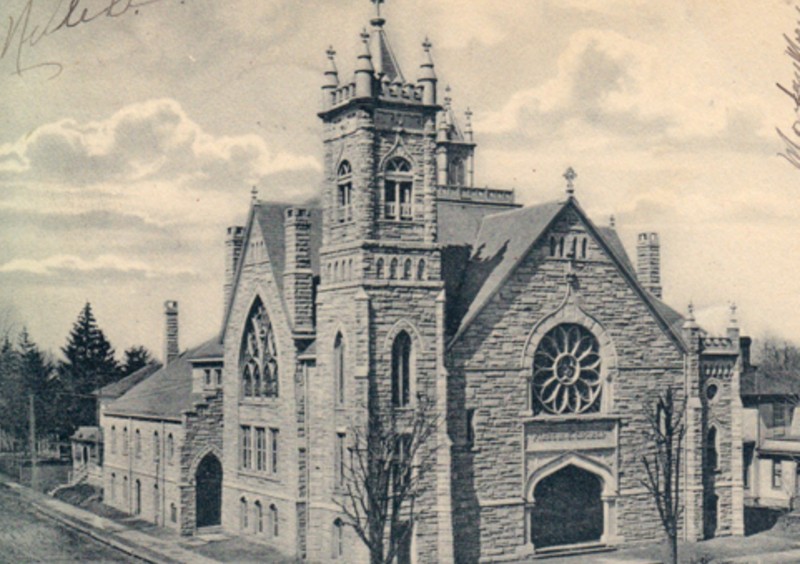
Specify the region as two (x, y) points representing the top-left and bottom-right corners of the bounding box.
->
(334, 333), (345, 405)
(417, 259), (426, 281)
(269, 504), (279, 537)
(240, 299), (279, 398)
(254, 500), (263, 533)
(448, 156), (466, 186)
(392, 331), (413, 408)
(384, 157), (413, 221)
(403, 258), (413, 280)
(707, 426), (719, 472)
(337, 161), (353, 223)
(376, 257), (385, 279)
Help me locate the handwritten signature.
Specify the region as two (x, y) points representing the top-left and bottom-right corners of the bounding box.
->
(1, 0), (163, 80)
(777, 6), (800, 170)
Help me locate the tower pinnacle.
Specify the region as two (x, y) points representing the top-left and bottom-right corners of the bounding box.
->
(563, 167), (577, 197)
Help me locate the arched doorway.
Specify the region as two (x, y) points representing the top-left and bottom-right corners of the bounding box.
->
(531, 465), (604, 548)
(196, 453), (222, 528)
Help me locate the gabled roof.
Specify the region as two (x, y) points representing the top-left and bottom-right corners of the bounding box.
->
(449, 201), (564, 338)
(104, 336), (220, 421)
(188, 335), (224, 362)
(437, 200), (520, 247)
(447, 198), (688, 353)
(221, 201), (322, 339)
(95, 362), (162, 400)
(741, 367), (800, 397)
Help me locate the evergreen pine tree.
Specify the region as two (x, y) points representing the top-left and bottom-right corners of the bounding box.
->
(18, 329), (57, 438)
(121, 345), (154, 376)
(59, 303), (120, 435)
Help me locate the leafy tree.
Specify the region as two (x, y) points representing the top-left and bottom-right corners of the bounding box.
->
(641, 387), (685, 564)
(58, 303), (119, 435)
(121, 345), (154, 376)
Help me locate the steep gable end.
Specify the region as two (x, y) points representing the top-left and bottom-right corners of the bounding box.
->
(449, 199), (686, 353)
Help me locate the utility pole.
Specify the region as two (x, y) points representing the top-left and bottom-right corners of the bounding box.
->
(29, 394), (37, 491)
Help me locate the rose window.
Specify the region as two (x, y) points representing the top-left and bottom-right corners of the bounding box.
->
(531, 324), (602, 414)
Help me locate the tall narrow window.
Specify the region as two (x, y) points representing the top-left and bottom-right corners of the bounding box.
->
(255, 501), (263, 533)
(170, 503), (177, 523)
(256, 427), (266, 472)
(204, 368), (211, 386)
(111, 426), (117, 454)
(335, 433), (346, 488)
(337, 161), (353, 223)
(706, 427), (718, 471)
(153, 484), (159, 524)
(773, 402), (787, 438)
(240, 498), (248, 531)
(240, 299), (279, 398)
(448, 157), (465, 186)
(376, 258), (385, 279)
(392, 434), (412, 492)
(167, 434), (174, 464)
(271, 428), (279, 474)
(403, 258), (412, 280)
(135, 430), (141, 458)
(384, 157), (413, 220)
(417, 259), (426, 281)
(334, 333), (345, 405)
(123, 427), (128, 456)
(153, 431), (160, 463)
(773, 459), (783, 488)
(465, 408), (476, 447)
(389, 258), (398, 280)
(241, 426), (252, 470)
(392, 331), (413, 408)
(270, 504), (279, 537)
(332, 519), (344, 559)
(549, 237), (556, 257)
(581, 238), (588, 258)
(110, 473), (116, 501)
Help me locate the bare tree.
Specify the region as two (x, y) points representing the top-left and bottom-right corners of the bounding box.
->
(641, 387), (686, 564)
(335, 394), (440, 564)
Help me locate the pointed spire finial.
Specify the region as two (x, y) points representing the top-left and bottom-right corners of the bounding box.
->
(687, 301), (695, 320)
(563, 167), (577, 196)
(609, 214), (616, 228)
(444, 84), (452, 108)
(371, 0), (386, 27)
(326, 45), (336, 60)
(422, 36), (432, 52)
(360, 27), (370, 44)
(729, 301), (738, 326)
(251, 185), (258, 202)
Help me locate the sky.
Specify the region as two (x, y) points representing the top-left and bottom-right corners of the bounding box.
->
(1, 0), (799, 360)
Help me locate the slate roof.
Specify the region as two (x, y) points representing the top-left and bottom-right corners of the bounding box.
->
(96, 362), (162, 400)
(741, 367), (800, 397)
(189, 336), (224, 361)
(437, 200), (520, 247)
(448, 201), (564, 338)
(104, 337), (219, 421)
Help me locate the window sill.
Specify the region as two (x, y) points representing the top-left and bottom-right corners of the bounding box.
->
(240, 397), (280, 405)
(238, 469), (281, 482)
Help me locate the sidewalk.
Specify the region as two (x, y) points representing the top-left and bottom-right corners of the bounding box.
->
(2, 477), (219, 564)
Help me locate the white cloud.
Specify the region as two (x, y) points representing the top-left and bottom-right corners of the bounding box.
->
(0, 254), (195, 278)
(0, 98), (320, 186)
(476, 28), (766, 144)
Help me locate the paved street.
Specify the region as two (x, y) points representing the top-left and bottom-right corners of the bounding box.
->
(0, 482), (138, 563)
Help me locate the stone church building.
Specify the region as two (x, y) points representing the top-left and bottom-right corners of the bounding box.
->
(99, 4), (748, 562)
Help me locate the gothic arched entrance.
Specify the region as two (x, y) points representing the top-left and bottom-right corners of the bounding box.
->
(195, 453), (222, 528)
(531, 465), (604, 548)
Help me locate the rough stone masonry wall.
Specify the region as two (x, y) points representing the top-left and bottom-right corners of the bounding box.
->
(220, 225), (302, 556)
(308, 280), (445, 563)
(179, 390), (224, 536)
(448, 209), (687, 562)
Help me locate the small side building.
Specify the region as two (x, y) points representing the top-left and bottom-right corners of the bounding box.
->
(741, 364), (800, 511)
(100, 302), (224, 535)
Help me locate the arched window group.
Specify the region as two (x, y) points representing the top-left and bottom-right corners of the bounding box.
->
(392, 331), (413, 408)
(334, 333), (345, 405)
(374, 255), (426, 281)
(337, 161), (353, 223)
(384, 157), (413, 221)
(549, 235), (589, 259)
(241, 299), (279, 398)
(239, 496), (278, 538)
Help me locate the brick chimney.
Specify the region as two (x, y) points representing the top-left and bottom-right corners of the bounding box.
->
(284, 208), (314, 331)
(636, 232), (662, 299)
(224, 226), (245, 313)
(164, 300), (179, 364)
